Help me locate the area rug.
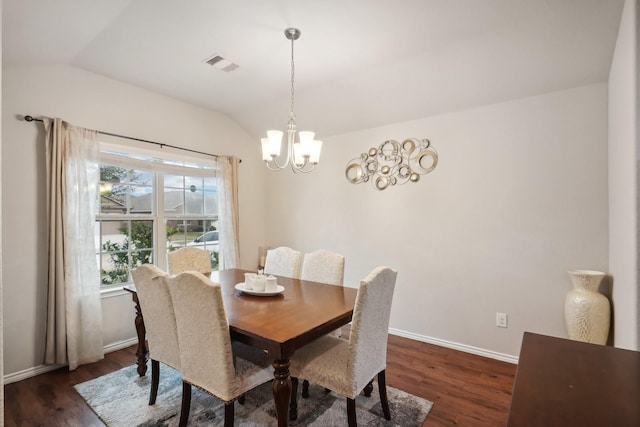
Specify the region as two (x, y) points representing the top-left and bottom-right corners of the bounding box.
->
(75, 364), (433, 426)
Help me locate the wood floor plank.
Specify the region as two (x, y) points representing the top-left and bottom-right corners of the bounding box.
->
(3, 334), (516, 426)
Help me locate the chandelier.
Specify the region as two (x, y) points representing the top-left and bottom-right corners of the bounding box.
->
(261, 28), (322, 173)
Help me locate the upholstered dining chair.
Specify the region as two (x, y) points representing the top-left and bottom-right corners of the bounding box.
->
(300, 249), (345, 286)
(167, 246), (212, 275)
(169, 271), (274, 427)
(130, 264), (180, 406)
(289, 266), (398, 426)
(263, 246), (302, 278)
(298, 249), (346, 397)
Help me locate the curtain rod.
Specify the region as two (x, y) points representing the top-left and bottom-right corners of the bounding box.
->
(23, 115), (241, 162)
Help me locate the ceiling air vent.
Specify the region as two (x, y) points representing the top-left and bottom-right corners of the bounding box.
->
(203, 54), (239, 72)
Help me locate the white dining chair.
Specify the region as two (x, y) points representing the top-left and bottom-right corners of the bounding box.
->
(264, 246), (302, 278)
(300, 249), (345, 286)
(167, 246), (212, 275)
(289, 266), (398, 426)
(299, 249), (346, 397)
(131, 264), (181, 406)
(169, 271), (274, 427)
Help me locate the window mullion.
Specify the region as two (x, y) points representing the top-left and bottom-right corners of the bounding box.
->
(156, 173), (167, 271)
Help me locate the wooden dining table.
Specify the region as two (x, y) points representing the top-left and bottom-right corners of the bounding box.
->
(124, 268), (358, 427)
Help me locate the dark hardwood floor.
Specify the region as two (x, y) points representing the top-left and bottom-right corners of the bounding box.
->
(385, 334), (516, 426)
(4, 334), (516, 426)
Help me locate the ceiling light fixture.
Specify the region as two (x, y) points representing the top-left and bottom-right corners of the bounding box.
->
(261, 28), (322, 173)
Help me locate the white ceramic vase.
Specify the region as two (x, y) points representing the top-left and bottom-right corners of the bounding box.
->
(564, 269), (610, 345)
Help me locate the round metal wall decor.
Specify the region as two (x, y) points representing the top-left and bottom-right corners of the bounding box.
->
(345, 138), (438, 190)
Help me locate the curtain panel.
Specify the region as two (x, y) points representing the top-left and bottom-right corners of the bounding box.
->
(44, 118), (104, 370)
(42, 118), (239, 370)
(217, 156), (240, 269)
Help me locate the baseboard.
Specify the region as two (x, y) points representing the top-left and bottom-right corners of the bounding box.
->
(5, 331), (517, 384)
(3, 363), (66, 384)
(3, 337), (138, 384)
(389, 328), (519, 364)
(103, 337), (138, 353)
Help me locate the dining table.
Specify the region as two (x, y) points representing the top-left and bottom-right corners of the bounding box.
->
(124, 268), (358, 427)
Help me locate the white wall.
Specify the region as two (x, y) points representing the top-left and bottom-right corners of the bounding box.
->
(609, 0), (640, 351)
(1, 65), (267, 377)
(265, 83), (609, 358)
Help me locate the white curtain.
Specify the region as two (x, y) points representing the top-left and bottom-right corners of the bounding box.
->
(217, 156), (240, 269)
(44, 118), (104, 370)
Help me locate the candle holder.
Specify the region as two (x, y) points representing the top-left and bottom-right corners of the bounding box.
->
(258, 246), (269, 270)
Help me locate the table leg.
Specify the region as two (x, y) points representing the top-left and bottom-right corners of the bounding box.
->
(131, 293), (148, 376)
(272, 359), (292, 427)
(289, 377), (298, 421)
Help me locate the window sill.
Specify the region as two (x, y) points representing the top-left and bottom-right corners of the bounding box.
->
(100, 285), (130, 299)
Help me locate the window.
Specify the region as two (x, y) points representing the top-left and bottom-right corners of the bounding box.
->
(95, 144), (219, 288)
(163, 174), (219, 269)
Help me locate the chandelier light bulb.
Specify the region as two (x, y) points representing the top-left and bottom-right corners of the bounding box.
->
(309, 140), (322, 164)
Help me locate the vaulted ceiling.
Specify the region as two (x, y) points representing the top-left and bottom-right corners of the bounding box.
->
(3, 0), (625, 140)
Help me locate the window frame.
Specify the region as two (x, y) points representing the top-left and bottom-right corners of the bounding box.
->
(96, 140), (219, 292)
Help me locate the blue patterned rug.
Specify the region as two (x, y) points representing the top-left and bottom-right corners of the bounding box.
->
(75, 364), (433, 426)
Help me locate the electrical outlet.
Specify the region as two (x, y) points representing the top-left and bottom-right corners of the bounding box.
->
(496, 312), (508, 328)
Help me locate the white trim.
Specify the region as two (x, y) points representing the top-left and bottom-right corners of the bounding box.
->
(103, 337), (139, 353)
(4, 329), (516, 384)
(3, 363), (66, 384)
(100, 285), (130, 298)
(389, 327), (519, 364)
(3, 337), (139, 384)
(100, 139), (218, 173)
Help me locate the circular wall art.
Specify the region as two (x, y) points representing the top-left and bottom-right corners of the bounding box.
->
(344, 138), (438, 190)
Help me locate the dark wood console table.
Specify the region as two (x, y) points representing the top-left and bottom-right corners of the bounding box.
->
(507, 332), (640, 426)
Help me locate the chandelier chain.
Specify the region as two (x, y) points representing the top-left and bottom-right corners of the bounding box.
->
(290, 36), (295, 120)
